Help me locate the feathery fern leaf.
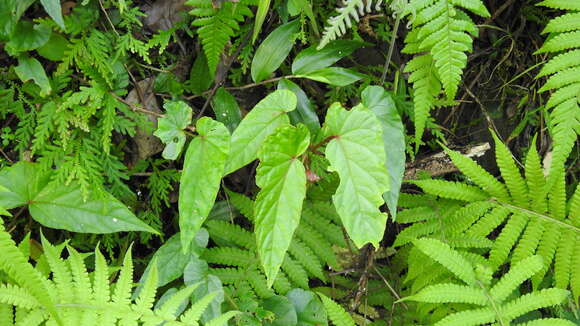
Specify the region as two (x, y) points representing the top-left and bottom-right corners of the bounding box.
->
(187, 0), (256, 74)
(318, 0), (383, 49)
(403, 0), (490, 147)
(535, 0), (580, 185)
(318, 293), (356, 326)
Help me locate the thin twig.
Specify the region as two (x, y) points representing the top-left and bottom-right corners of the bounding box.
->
(380, 10), (401, 85)
(372, 266), (408, 309)
(109, 92), (163, 117)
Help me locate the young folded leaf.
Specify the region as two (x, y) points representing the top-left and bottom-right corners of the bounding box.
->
(323, 103), (389, 248)
(179, 117), (230, 253)
(254, 124), (310, 287)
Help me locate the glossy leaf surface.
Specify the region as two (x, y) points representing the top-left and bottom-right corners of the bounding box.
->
(297, 67), (364, 87)
(179, 117), (230, 253)
(251, 20), (300, 82)
(277, 79), (320, 133)
(255, 125), (309, 286)
(292, 40), (363, 75)
(225, 90), (296, 174)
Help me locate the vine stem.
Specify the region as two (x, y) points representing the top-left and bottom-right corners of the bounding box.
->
(380, 6), (401, 86)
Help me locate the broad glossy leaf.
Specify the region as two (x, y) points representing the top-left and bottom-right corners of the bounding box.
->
(0, 162), (51, 209)
(297, 67), (364, 86)
(154, 101), (193, 160)
(262, 295), (298, 326)
(225, 90), (296, 174)
(323, 103), (390, 248)
(184, 256), (224, 323)
(30, 182), (158, 234)
(255, 125), (309, 286)
(277, 79), (320, 133)
(251, 20), (300, 82)
(5, 21), (51, 52)
(180, 117), (230, 253)
(14, 56), (52, 96)
(360, 86), (405, 220)
(0, 162), (157, 234)
(292, 40), (364, 75)
(137, 231), (208, 294)
(211, 87), (242, 132)
(286, 289), (328, 326)
(40, 0), (65, 30)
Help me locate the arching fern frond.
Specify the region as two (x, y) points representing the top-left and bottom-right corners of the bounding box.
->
(404, 239), (575, 326)
(397, 134), (580, 302)
(318, 0), (384, 49)
(403, 0), (490, 147)
(535, 0), (580, 186)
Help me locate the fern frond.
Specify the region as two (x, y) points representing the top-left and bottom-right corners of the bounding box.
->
(518, 319), (578, 326)
(282, 256), (309, 289)
(535, 1), (580, 185)
(225, 189), (255, 221)
(444, 146), (510, 200)
(411, 180), (489, 202)
(413, 238), (476, 285)
(187, 0), (254, 74)
(404, 283), (487, 305)
(134, 258), (158, 312)
(490, 255), (543, 302)
(488, 213), (529, 268)
(289, 238), (326, 281)
(0, 284), (39, 309)
(492, 133), (529, 207)
(112, 247), (133, 307)
(318, 293), (356, 326)
(502, 288), (570, 321)
(202, 247), (256, 267)
(525, 140), (548, 213)
(179, 291), (217, 323)
(318, 0), (383, 49)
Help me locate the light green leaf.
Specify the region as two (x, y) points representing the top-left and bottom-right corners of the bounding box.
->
(179, 117), (230, 253)
(253, 0), (271, 43)
(297, 67), (364, 86)
(262, 295), (298, 326)
(277, 78), (320, 133)
(292, 40), (364, 75)
(323, 103), (389, 248)
(183, 256), (224, 323)
(154, 101), (193, 160)
(14, 56), (52, 97)
(287, 0), (319, 36)
(5, 21), (51, 52)
(211, 87), (242, 133)
(189, 53), (213, 95)
(225, 90), (296, 174)
(255, 125), (310, 286)
(251, 19), (300, 82)
(40, 0), (66, 30)
(360, 86), (405, 220)
(0, 162), (157, 234)
(30, 182), (158, 234)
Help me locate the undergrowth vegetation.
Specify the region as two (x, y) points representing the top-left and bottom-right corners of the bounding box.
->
(0, 0), (578, 325)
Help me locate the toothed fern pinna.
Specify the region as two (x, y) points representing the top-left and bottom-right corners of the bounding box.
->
(402, 0), (490, 147)
(397, 133), (580, 302)
(0, 221), (238, 325)
(535, 0), (580, 186)
(402, 238), (575, 326)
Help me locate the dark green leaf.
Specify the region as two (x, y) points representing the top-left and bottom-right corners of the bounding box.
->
(179, 118), (230, 253)
(292, 40), (364, 75)
(184, 256), (224, 323)
(251, 19), (300, 83)
(298, 67), (364, 87)
(6, 21), (51, 52)
(360, 86), (405, 220)
(40, 0), (66, 30)
(255, 125), (309, 286)
(0, 162), (51, 209)
(189, 53), (213, 95)
(287, 0), (318, 36)
(286, 289), (328, 326)
(14, 56), (52, 97)
(277, 79), (320, 133)
(36, 33), (69, 61)
(153, 101), (193, 160)
(225, 90), (296, 174)
(211, 87), (242, 133)
(262, 295), (298, 326)
(323, 103), (390, 248)
(138, 231), (209, 292)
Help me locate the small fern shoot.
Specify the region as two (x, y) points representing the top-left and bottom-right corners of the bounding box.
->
(318, 0), (384, 49)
